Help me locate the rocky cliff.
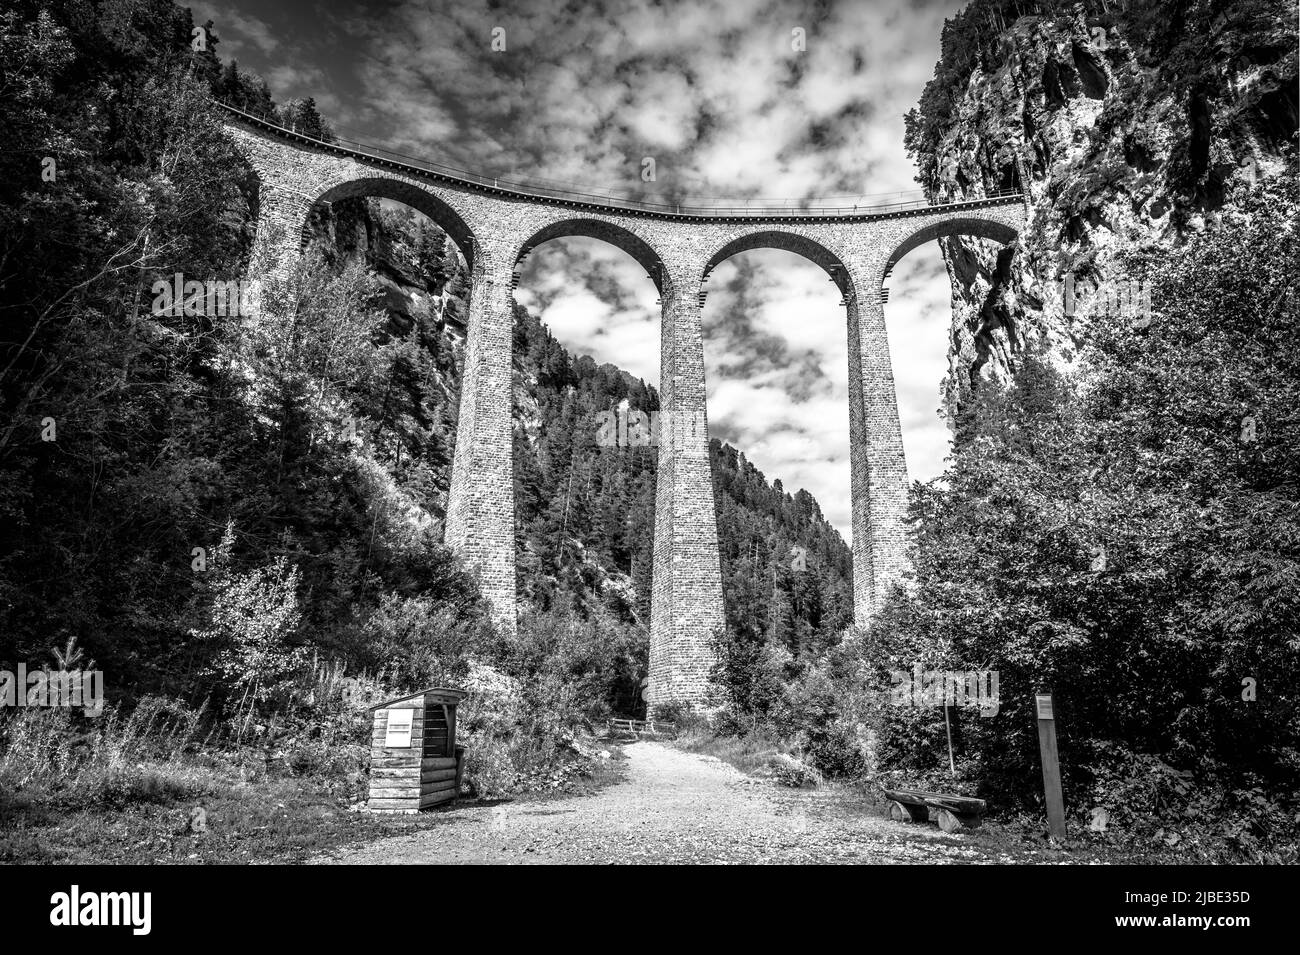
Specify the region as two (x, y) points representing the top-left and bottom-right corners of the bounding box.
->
(905, 0), (1297, 415)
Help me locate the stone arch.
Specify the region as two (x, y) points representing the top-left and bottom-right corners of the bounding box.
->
(881, 215), (1020, 279)
(511, 218), (668, 294)
(701, 230), (856, 300)
(695, 228), (861, 634)
(311, 176), (479, 271)
(846, 210), (1022, 626)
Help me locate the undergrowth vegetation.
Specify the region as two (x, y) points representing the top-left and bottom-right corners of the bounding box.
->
(694, 173), (1300, 864)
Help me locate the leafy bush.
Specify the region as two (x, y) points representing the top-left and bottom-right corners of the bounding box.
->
(649, 700), (711, 733)
(354, 592), (494, 691)
(190, 526), (308, 727)
(508, 606), (646, 727)
(767, 752), (823, 788)
(708, 626), (788, 729)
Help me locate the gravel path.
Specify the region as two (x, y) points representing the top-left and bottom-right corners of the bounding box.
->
(323, 742), (1021, 864)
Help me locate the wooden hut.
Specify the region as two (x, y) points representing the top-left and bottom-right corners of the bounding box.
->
(367, 687), (468, 812)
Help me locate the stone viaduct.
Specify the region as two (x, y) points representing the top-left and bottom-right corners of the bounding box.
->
(216, 102), (1026, 710)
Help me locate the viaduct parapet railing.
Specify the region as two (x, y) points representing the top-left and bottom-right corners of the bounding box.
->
(212, 99), (1022, 223)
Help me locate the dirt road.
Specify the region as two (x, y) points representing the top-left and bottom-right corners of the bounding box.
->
(322, 742), (1035, 864)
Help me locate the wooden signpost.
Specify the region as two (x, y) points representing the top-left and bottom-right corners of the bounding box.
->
(1035, 691), (1067, 840)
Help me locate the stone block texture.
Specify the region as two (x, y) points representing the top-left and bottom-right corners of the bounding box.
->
(650, 268), (726, 709)
(221, 109), (1025, 705)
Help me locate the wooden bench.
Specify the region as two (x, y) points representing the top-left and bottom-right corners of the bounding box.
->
(883, 788), (987, 833)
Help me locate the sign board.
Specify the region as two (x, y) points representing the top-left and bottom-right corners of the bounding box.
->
(1035, 694), (1054, 720)
(384, 708), (414, 747)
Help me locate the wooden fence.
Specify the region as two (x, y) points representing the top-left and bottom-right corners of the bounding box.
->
(604, 718), (678, 738)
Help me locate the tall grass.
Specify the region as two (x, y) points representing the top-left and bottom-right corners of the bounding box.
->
(0, 663), (384, 811)
(0, 697), (211, 807)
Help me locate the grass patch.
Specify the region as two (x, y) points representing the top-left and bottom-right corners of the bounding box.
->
(0, 772), (430, 864)
(669, 728), (822, 786)
(0, 696), (403, 863)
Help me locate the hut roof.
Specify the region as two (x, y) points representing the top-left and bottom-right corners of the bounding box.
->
(368, 686), (468, 711)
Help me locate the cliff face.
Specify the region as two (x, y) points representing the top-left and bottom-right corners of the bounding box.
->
(908, 1), (1297, 415)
